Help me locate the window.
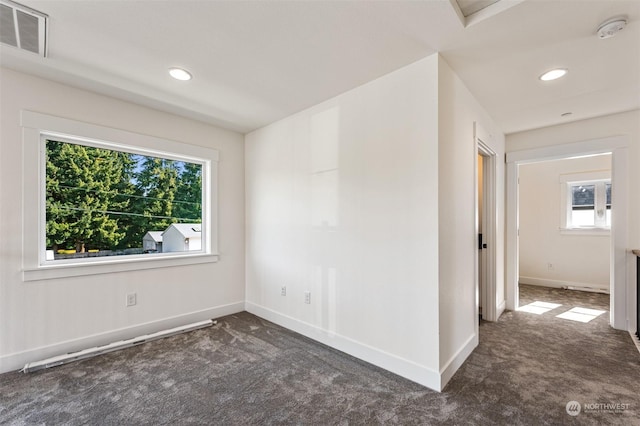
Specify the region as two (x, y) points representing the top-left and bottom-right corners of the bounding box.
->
(569, 181), (611, 228)
(45, 138), (203, 260)
(21, 111), (219, 281)
(560, 171), (611, 232)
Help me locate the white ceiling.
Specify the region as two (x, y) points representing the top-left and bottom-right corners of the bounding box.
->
(1, 0), (639, 135)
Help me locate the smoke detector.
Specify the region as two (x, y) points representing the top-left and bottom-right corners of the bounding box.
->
(597, 17), (627, 39)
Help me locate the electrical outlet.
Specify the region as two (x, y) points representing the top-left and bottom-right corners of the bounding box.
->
(304, 291), (311, 304)
(126, 293), (137, 307)
(281, 286), (287, 296)
(547, 263), (554, 271)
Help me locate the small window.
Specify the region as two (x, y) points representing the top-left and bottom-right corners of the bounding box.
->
(560, 171), (611, 232)
(569, 182), (610, 228)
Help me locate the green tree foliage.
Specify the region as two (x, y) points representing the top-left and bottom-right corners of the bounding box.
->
(46, 140), (128, 252)
(109, 153), (139, 250)
(134, 156), (179, 232)
(45, 140), (203, 254)
(174, 162), (202, 222)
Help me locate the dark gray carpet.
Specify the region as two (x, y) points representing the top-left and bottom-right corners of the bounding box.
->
(1, 284), (638, 425)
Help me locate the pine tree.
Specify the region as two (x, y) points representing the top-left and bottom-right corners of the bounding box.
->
(110, 152), (139, 249)
(46, 140), (128, 252)
(134, 156), (179, 233)
(174, 162), (202, 222)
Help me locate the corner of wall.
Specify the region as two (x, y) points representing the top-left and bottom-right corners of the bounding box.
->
(435, 53), (506, 378)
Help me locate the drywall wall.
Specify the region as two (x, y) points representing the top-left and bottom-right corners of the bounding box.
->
(245, 56), (443, 390)
(519, 155), (611, 290)
(0, 68), (246, 373)
(437, 58), (506, 380)
(245, 54), (507, 391)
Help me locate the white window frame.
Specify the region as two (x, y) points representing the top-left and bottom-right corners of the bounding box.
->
(21, 111), (219, 281)
(559, 170), (610, 235)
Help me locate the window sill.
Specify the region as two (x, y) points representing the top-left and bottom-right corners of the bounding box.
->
(559, 227), (610, 236)
(23, 253), (219, 282)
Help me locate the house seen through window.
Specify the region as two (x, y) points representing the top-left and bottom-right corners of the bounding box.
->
(45, 138), (203, 261)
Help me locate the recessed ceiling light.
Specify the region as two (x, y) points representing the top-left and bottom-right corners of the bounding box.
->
(539, 68), (567, 81)
(169, 67), (192, 81)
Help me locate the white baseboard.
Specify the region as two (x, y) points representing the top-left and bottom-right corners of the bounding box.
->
(497, 300), (506, 318)
(439, 332), (478, 389)
(246, 301), (443, 392)
(519, 276), (609, 293)
(0, 301), (244, 374)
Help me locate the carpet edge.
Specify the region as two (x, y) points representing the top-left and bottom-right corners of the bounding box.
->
(245, 301), (442, 391)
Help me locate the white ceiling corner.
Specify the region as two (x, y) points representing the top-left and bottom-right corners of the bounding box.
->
(0, 0), (638, 135)
(456, 0), (502, 17)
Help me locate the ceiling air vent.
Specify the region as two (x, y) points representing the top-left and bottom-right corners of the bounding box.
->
(0, 0), (47, 56)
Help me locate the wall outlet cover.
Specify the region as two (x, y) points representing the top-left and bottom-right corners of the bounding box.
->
(126, 293), (137, 307)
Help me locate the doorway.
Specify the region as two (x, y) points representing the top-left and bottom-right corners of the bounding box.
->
(475, 124), (498, 322)
(505, 136), (631, 331)
(517, 155), (612, 320)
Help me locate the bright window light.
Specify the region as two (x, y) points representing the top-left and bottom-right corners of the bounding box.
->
(169, 67), (192, 81)
(539, 68), (567, 81)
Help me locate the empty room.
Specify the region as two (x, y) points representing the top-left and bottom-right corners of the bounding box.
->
(1, 0), (639, 424)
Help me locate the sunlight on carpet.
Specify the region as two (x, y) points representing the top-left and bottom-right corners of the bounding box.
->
(556, 307), (606, 323)
(517, 300), (562, 315)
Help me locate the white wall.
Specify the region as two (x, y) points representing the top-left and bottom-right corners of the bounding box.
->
(246, 56), (443, 390)
(437, 58), (505, 380)
(519, 156), (611, 290)
(0, 68), (246, 373)
(245, 54), (506, 391)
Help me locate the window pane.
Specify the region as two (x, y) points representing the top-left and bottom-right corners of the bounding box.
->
(570, 184), (594, 227)
(571, 184), (595, 209)
(571, 209), (595, 227)
(46, 139), (202, 260)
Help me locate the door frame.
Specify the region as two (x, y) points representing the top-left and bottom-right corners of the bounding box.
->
(475, 123), (498, 322)
(505, 136), (632, 331)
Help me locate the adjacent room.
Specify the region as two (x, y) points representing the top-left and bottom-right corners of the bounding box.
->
(1, 0), (639, 424)
(517, 155), (612, 323)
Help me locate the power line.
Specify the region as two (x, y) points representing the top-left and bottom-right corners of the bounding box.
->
(53, 184), (201, 206)
(54, 205), (200, 222)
